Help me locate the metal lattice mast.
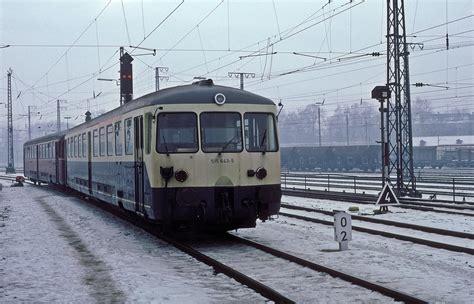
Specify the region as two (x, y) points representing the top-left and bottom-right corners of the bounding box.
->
(155, 67), (169, 91)
(6, 68), (15, 174)
(386, 0), (416, 196)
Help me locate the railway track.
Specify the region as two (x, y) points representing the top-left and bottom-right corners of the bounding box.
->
(279, 206), (474, 255)
(34, 183), (427, 303)
(283, 188), (474, 217)
(281, 203), (474, 240)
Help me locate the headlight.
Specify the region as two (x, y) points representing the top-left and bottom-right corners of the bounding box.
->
(255, 167), (267, 180)
(175, 169), (188, 182)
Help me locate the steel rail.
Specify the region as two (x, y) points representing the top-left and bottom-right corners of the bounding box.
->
(281, 203), (474, 240)
(278, 212), (474, 255)
(227, 234), (428, 304)
(283, 189), (474, 217)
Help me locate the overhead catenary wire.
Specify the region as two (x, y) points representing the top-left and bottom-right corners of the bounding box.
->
(4, 1), (473, 134)
(120, 0), (132, 46)
(31, 0), (113, 88)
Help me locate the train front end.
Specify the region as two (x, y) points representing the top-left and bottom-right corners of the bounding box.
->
(146, 81), (281, 230)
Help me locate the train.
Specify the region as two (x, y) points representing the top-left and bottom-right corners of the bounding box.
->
(24, 79), (281, 230)
(281, 144), (474, 171)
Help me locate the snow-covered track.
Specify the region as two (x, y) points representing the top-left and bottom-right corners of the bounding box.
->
(75, 195), (294, 303)
(281, 203), (474, 240)
(279, 211), (474, 255)
(227, 234), (428, 304)
(283, 189), (474, 217)
(36, 184), (427, 303)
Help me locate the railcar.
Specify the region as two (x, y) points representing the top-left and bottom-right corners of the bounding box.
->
(24, 131), (67, 185)
(24, 79), (281, 230)
(437, 144), (474, 167)
(281, 145), (379, 171)
(281, 143), (474, 171)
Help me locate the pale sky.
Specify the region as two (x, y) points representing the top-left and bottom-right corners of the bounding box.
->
(1, 0), (473, 134)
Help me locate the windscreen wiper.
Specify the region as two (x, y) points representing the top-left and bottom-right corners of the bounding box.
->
(260, 129), (267, 155)
(219, 134), (241, 155)
(162, 135), (170, 156)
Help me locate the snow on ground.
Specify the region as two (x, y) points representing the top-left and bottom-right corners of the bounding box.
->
(283, 195), (474, 234)
(233, 217), (474, 303)
(0, 184), (265, 303)
(1, 182), (472, 303)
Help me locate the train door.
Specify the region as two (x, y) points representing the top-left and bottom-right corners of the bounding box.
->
(87, 131), (92, 194)
(134, 115), (145, 214)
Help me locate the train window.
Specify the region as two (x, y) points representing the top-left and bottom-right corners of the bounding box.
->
(93, 130), (99, 157)
(200, 112), (242, 153)
(115, 121), (123, 156)
(157, 112), (198, 154)
(106, 125), (113, 156)
(124, 118), (133, 155)
(244, 113), (278, 152)
(99, 127), (105, 156)
(82, 133), (86, 157)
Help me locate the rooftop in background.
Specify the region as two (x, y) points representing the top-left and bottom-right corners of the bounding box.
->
(414, 135), (474, 147)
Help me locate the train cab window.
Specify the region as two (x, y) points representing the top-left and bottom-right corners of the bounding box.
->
(157, 113), (198, 154)
(82, 133), (86, 157)
(200, 112), (242, 153)
(106, 125), (113, 156)
(244, 113), (278, 152)
(99, 127), (105, 156)
(124, 118), (133, 155)
(115, 121), (123, 156)
(93, 130), (99, 157)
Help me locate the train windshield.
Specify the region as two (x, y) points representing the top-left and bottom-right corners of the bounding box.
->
(157, 113), (198, 153)
(200, 112), (243, 153)
(244, 113), (278, 152)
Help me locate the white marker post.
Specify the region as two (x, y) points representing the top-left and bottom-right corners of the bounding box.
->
(334, 211), (352, 251)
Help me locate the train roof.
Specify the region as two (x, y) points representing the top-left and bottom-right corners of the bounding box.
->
(64, 80), (275, 132)
(24, 130), (67, 146)
(24, 80), (276, 146)
(135, 79), (275, 106)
